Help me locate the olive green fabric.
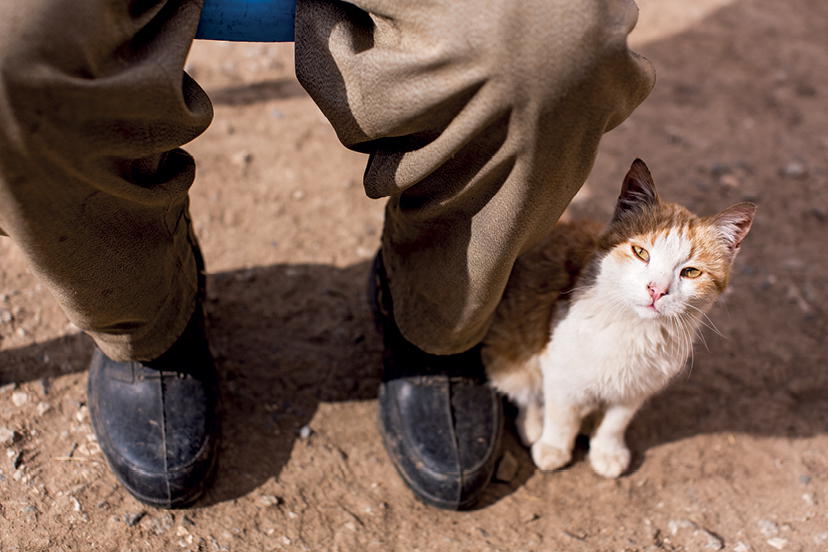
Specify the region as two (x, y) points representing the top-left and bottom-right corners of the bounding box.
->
(295, 0), (654, 353)
(0, 0), (210, 361)
(0, 0), (653, 360)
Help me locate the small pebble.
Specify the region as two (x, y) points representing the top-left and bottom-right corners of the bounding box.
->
(0, 309), (13, 323)
(126, 511), (146, 527)
(767, 537), (788, 550)
(0, 427), (17, 446)
(668, 519), (696, 535)
(258, 495), (282, 507)
(734, 542), (750, 552)
(230, 151), (253, 167)
(780, 161), (807, 179)
(150, 513), (175, 536)
(758, 519), (779, 537)
(11, 392), (28, 407)
(700, 529), (724, 550)
(70, 496), (82, 512)
(298, 425), (312, 439)
(36, 402), (51, 416)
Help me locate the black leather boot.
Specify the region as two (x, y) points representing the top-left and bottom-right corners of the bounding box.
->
(88, 239), (219, 509)
(88, 304), (219, 508)
(370, 253), (503, 510)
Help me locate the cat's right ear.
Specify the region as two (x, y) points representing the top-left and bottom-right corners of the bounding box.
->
(710, 202), (757, 255)
(613, 159), (659, 221)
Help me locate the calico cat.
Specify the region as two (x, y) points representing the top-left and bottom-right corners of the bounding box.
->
(483, 159), (756, 478)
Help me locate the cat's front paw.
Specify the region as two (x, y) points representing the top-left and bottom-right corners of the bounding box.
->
(589, 443), (631, 478)
(516, 406), (543, 446)
(531, 441), (572, 471)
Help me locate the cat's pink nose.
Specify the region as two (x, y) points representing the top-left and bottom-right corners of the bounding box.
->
(647, 283), (668, 302)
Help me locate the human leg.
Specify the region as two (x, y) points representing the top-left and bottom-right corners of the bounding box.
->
(296, 0), (654, 508)
(0, 0), (211, 361)
(296, 0), (654, 354)
(0, 0), (218, 507)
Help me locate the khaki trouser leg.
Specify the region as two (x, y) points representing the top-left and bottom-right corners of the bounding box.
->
(296, 0), (655, 354)
(0, 0), (211, 361)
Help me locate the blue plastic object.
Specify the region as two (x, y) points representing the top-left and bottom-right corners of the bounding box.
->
(196, 0), (296, 42)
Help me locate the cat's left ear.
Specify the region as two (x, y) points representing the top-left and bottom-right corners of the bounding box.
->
(613, 159), (659, 221)
(710, 202), (757, 255)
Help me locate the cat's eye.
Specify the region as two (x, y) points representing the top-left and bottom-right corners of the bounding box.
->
(681, 267), (702, 279)
(631, 245), (650, 263)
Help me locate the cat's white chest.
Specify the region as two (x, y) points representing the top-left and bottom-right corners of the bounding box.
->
(540, 296), (689, 404)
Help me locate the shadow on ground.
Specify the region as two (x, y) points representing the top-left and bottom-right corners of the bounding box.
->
(2, 0), (828, 512)
(0, 260), (533, 507)
(2, 251), (827, 504)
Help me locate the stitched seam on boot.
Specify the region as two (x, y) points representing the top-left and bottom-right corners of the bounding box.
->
(445, 379), (463, 506)
(159, 375), (172, 506)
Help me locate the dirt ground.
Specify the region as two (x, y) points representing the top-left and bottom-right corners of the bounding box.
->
(2, 0), (827, 550)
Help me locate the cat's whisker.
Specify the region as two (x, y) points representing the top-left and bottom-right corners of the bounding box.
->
(561, 285), (590, 296)
(694, 311), (723, 339)
(673, 314), (696, 377)
(677, 304), (717, 340)
(683, 303), (726, 339)
(680, 312), (710, 352)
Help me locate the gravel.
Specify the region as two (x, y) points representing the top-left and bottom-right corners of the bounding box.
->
(258, 495), (282, 507)
(11, 391), (28, 407)
(667, 519), (724, 550)
(125, 511), (147, 527)
(780, 161), (808, 179)
(0, 427), (18, 446)
(758, 519), (780, 537)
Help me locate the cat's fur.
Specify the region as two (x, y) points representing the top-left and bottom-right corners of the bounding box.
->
(483, 159), (756, 478)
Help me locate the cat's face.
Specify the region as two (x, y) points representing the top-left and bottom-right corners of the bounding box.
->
(601, 223), (734, 320)
(596, 160), (756, 321)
